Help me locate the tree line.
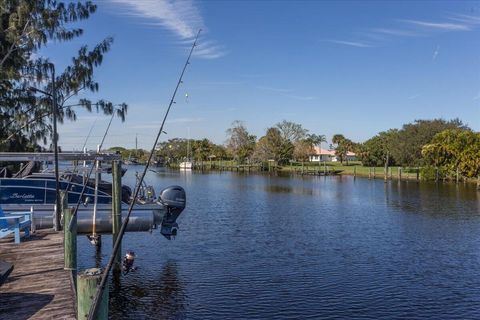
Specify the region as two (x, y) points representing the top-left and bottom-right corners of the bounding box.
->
(152, 120), (326, 166)
(355, 119), (479, 180)
(150, 118), (479, 181)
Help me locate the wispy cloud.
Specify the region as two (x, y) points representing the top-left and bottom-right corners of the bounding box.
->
(283, 94), (316, 101)
(256, 86), (316, 101)
(325, 39), (373, 48)
(107, 0), (225, 59)
(339, 13), (480, 49)
(400, 19), (471, 31)
(256, 86), (292, 93)
(192, 40), (227, 59)
(448, 13), (480, 25)
(370, 28), (418, 37)
(408, 94), (420, 100)
(167, 117), (204, 124)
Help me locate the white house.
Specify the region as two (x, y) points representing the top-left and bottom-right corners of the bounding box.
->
(309, 147), (356, 162)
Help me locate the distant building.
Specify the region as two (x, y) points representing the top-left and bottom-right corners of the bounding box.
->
(309, 147), (356, 162)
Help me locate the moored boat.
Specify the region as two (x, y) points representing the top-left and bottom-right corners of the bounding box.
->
(0, 152), (186, 239)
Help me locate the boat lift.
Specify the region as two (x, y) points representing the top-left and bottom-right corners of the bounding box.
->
(0, 152), (186, 239)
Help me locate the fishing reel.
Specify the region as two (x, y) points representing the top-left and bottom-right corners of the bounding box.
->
(122, 250), (137, 275)
(87, 234), (101, 246)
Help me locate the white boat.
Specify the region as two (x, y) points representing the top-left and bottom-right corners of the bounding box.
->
(179, 129), (193, 170)
(179, 161), (193, 170)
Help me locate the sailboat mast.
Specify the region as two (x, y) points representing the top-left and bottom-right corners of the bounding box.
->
(187, 128), (190, 161)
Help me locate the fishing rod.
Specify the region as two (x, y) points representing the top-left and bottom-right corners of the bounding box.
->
(67, 110), (116, 231)
(87, 29), (201, 320)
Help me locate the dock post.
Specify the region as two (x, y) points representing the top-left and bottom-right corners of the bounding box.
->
(60, 190), (68, 212)
(373, 167), (376, 179)
(112, 160), (122, 274)
(416, 167), (420, 181)
(64, 207), (77, 271)
(353, 166), (356, 178)
(77, 268), (108, 320)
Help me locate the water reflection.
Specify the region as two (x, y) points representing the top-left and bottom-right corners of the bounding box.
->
(78, 169), (480, 319)
(385, 180), (479, 217)
(109, 261), (187, 319)
(264, 184), (315, 195)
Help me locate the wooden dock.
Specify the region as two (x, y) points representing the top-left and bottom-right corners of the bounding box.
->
(0, 230), (76, 319)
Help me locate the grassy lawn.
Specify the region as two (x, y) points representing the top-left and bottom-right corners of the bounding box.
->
(280, 161), (421, 179)
(171, 159), (425, 179)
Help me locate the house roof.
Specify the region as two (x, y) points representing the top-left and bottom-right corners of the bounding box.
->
(311, 147), (355, 156)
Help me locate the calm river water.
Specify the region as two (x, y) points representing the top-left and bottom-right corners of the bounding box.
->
(78, 168), (480, 319)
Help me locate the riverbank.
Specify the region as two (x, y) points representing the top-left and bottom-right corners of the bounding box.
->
(159, 160), (477, 184)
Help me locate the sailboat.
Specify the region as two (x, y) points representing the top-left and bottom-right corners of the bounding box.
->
(179, 133), (192, 170)
(125, 134), (140, 165)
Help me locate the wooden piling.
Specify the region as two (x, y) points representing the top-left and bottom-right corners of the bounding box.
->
(64, 208), (77, 271)
(373, 167), (376, 179)
(60, 190), (68, 212)
(77, 268), (108, 320)
(398, 167), (402, 180)
(416, 167), (420, 181)
(112, 160), (122, 274)
(353, 166), (356, 178)
(368, 167), (371, 179)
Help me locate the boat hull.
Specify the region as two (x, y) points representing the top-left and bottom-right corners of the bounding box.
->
(179, 161), (193, 170)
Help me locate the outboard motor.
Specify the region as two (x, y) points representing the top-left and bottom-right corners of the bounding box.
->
(158, 186), (186, 239)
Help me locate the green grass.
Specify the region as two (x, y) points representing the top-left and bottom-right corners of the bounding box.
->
(280, 161), (421, 179)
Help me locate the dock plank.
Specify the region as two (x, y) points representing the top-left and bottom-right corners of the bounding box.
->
(0, 231), (76, 319)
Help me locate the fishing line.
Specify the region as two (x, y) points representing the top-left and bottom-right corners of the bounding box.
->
(67, 110), (116, 231)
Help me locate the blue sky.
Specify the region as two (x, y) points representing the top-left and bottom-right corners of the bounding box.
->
(42, 0), (480, 150)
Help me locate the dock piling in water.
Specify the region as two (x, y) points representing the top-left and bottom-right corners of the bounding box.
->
(77, 268), (108, 320)
(112, 160), (122, 274)
(64, 207), (77, 271)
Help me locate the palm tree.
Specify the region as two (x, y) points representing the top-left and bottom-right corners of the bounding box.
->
(307, 134), (327, 161)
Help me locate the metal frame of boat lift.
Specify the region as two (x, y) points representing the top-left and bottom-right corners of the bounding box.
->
(0, 152), (121, 163)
